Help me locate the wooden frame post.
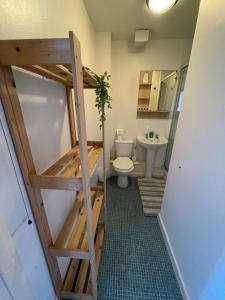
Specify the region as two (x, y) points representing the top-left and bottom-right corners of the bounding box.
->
(69, 32), (98, 299)
(66, 87), (76, 147)
(0, 66), (62, 297)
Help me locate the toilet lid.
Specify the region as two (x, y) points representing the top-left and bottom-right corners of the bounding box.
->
(113, 157), (133, 170)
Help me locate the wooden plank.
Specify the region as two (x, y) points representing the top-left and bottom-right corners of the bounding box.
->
(43, 147), (79, 176)
(43, 64), (73, 83)
(67, 192), (103, 251)
(76, 148), (102, 178)
(79, 141), (103, 147)
(63, 259), (80, 293)
(63, 227), (87, 292)
(66, 87), (77, 147)
(82, 67), (97, 88)
(54, 193), (84, 248)
(87, 225), (105, 294)
(60, 291), (94, 300)
(66, 206), (87, 250)
(64, 65), (96, 89)
(60, 156), (81, 177)
(90, 186), (104, 192)
(60, 192), (103, 296)
(0, 38), (71, 65)
(50, 191), (97, 258)
(49, 248), (90, 259)
(30, 174), (82, 191)
(69, 31), (98, 299)
(64, 192), (96, 253)
(0, 66), (62, 295)
(73, 224), (105, 294)
(75, 192), (103, 250)
(22, 65), (72, 87)
(62, 225), (104, 297)
(74, 259), (89, 294)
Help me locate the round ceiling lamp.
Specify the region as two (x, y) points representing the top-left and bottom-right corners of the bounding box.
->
(146, 0), (178, 13)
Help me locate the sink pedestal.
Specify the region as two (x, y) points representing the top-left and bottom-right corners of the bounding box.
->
(145, 148), (155, 177)
(137, 136), (168, 178)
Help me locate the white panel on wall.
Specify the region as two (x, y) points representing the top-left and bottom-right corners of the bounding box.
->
(0, 101), (55, 300)
(0, 121), (27, 235)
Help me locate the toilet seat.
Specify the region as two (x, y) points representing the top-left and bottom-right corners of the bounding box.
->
(113, 157), (134, 172)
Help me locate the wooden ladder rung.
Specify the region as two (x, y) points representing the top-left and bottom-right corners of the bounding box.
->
(49, 192), (104, 259)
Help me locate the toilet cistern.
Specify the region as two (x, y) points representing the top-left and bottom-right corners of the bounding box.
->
(137, 136), (168, 177)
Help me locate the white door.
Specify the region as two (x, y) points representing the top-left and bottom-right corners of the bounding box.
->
(0, 102), (55, 300)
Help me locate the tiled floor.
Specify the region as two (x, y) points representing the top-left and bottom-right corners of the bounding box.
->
(98, 177), (182, 300)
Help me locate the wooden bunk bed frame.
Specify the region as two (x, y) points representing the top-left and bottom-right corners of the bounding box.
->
(0, 31), (105, 300)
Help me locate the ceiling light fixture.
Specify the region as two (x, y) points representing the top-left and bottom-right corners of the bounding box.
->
(146, 0), (178, 13)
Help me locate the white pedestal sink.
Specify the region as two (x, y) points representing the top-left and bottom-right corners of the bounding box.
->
(137, 136), (168, 177)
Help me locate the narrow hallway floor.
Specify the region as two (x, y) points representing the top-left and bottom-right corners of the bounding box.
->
(98, 177), (182, 300)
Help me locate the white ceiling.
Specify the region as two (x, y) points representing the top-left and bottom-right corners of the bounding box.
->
(84, 0), (200, 40)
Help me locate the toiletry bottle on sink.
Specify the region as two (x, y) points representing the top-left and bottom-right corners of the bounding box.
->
(149, 131), (155, 139)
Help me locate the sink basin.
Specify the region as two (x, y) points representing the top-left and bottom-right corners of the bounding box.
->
(137, 136), (168, 177)
(137, 136), (168, 150)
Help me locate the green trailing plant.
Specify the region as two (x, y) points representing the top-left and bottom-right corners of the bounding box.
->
(94, 72), (112, 128)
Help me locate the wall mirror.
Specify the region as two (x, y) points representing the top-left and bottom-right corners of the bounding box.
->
(137, 70), (177, 119)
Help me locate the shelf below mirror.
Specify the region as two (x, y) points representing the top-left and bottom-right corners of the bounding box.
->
(137, 110), (170, 119)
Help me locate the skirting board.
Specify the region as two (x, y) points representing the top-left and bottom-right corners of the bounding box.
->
(158, 213), (190, 300)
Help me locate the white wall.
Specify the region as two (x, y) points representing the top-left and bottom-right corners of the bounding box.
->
(111, 39), (192, 165)
(160, 1), (225, 299)
(0, 0), (111, 297)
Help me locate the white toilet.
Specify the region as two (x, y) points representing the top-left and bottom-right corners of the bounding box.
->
(113, 129), (134, 188)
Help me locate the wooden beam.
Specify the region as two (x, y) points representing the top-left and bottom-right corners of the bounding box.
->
(43, 64), (73, 82)
(91, 186), (104, 192)
(54, 192), (84, 248)
(76, 148), (102, 178)
(66, 87), (77, 147)
(76, 140), (103, 147)
(43, 147), (79, 176)
(22, 65), (73, 87)
(0, 66), (62, 296)
(67, 192), (103, 252)
(87, 225), (105, 294)
(69, 31), (98, 299)
(49, 248), (90, 259)
(82, 67), (96, 88)
(60, 156), (80, 177)
(60, 291), (94, 300)
(0, 38), (71, 65)
(29, 174), (82, 191)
